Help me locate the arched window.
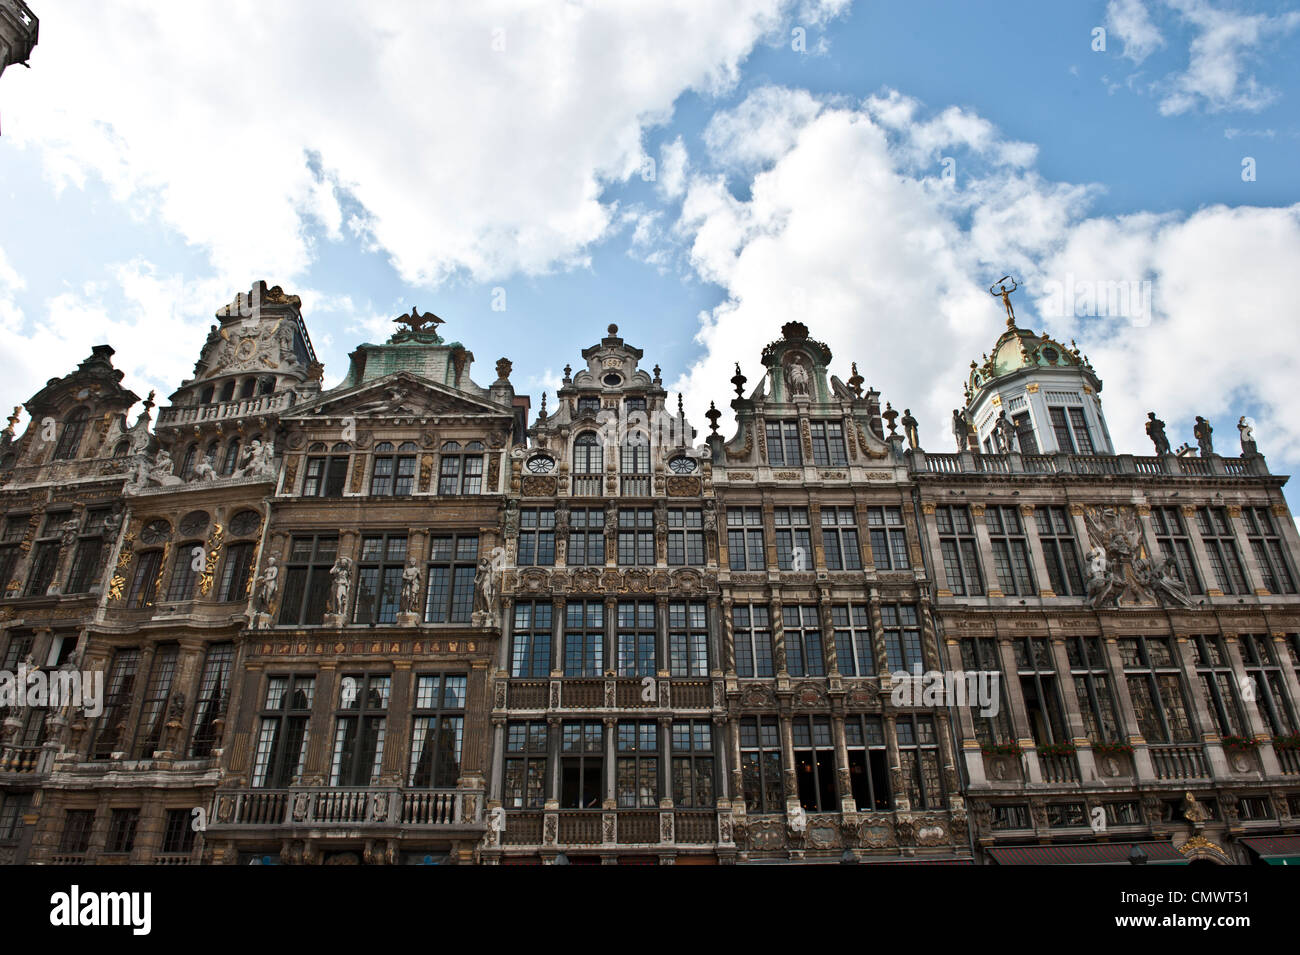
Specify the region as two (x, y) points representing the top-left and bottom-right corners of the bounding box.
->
(573, 432), (602, 474)
(221, 439), (241, 477)
(258, 377), (275, 395)
(438, 440), (484, 495)
(219, 381), (236, 402)
(620, 431), (650, 474)
(112, 440), (132, 458)
(52, 408), (89, 460)
(204, 440), (220, 468)
(199, 385), (214, 404)
(180, 443), (199, 479)
(239, 379), (256, 399)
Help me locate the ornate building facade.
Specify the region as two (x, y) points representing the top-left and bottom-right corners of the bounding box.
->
(0, 0), (37, 81)
(1, 281), (1298, 865)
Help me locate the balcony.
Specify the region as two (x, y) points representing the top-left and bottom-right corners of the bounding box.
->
(1037, 751), (1080, 784)
(1149, 744), (1208, 780)
(1276, 747), (1300, 775)
(571, 475), (604, 497)
(507, 680), (548, 709)
(209, 787), (476, 829)
(0, 744), (43, 774)
(913, 448), (1269, 479)
(156, 391), (294, 429)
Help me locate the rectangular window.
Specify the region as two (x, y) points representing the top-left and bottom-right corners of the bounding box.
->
(672, 721), (715, 807)
(66, 520), (107, 594)
(1151, 506), (1203, 594)
(517, 509), (555, 567)
(106, 808), (139, 854)
(1036, 506), (1085, 596)
(1119, 636), (1195, 744)
(1238, 634), (1296, 736)
(1015, 637), (1068, 745)
(1012, 412), (1038, 455)
(1065, 636), (1121, 743)
(740, 716), (783, 813)
(733, 605), (773, 678)
(60, 810), (95, 854)
(818, 506), (862, 571)
(408, 674), (466, 788)
(832, 604), (874, 676)
(936, 505), (983, 595)
(303, 454), (349, 497)
(127, 549), (164, 608)
(616, 600), (656, 677)
(162, 808), (197, 854)
(424, 534), (478, 623)
(561, 722), (604, 809)
(0, 544), (20, 595)
(251, 675), (315, 787)
(726, 507), (765, 571)
(765, 421), (802, 466)
(782, 605), (824, 677)
(369, 445), (417, 496)
(0, 794), (31, 843)
(164, 542), (201, 602)
(25, 539), (61, 596)
(986, 505), (1036, 596)
(881, 604), (923, 672)
(504, 721), (549, 809)
(617, 508), (654, 566)
(896, 715), (942, 810)
(1244, 506), (1297, 594)
(616, 721), (658, 808)
(792, 715), (838, 812)
(667, 508), (704, 566)
(809, 421), (848, 466)
(91, 648), (141, 759)
(1196, 506), (1250, 595)
(133, 644), (178, 758)
(354, 533), (407, 625)
(845, 715), (891, 810)
(774, 506), (812, 571)
(330, 673), (390, 787)
(567, 508), (605, 566)
(865, 506), (908, 571)
(564, 600), (605, 676)
(1048, 406), (1077, 453)
(511, 602), (553, 678)
(668, 601), (709, 676)
(960, 638), (1014, 746)
(277, 535), (338, 626)
(189, 642), (235, 758)
(1191, 635), (1247, 738)
(217, 542), (255, 603)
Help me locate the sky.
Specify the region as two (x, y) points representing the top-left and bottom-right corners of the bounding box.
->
(2, 0), (1300, 508)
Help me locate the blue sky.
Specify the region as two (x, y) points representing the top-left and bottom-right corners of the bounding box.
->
(2, 0), (1300, 506)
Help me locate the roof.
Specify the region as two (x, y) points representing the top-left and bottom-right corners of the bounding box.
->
(986, 841), (1185, 865)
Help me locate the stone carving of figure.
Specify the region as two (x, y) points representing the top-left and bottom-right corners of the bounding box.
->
(1182, 791), (1209, 824)
(1085, 546), (1121, 608)
(234, 439), (276, 480)
(1145, 412), (1171, 455)
(901, 408), (920, 450)
(1238, 416), (1258, 456)
(254, 556), (279, 615)
(193, 456), (217, 481)
(328, 556), (353, 616)
(124, 452), (152, 494)
(1193, 416), (1213, 456)
(400, 561), (422, 614)
(788, 805), (808, 834)
(785, 359), (810, 398)
(951, 409), (970, 452)
(147, 449), (183, 487)
(992, 410), (1016, 453)
(473, 556), (497, 621)
(1153, 554), (1193, 607)
(60, 518), (80, 548)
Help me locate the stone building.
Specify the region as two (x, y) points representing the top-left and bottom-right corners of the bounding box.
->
(0, 0), (37, 81)
(1, 280), (1298, 865)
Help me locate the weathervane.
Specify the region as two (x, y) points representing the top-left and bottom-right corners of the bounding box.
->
(989, 275), (1020, 327)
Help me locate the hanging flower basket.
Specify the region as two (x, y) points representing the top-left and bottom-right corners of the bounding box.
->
(1090, 740), (1134, 756)
(1222, 735), (1259, 753)
(1037, 742), (1077, 758)
(1273, 734), (1300, 752)
(981, 741), (1022, 757)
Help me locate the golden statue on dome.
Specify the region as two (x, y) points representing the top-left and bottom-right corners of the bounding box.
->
(989, 275), (1019, 327)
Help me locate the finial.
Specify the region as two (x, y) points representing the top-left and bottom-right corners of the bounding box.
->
(989, 275), (1020, 327)
(677, 393), (684, 416)
(608, 323), (618, 336)
(144, 390), (156, 412)
(2, 406), (19, 437)
(847, 362), (864, 398)
(705, 401), (721, 436)
(882, 402), (899, 437)
(653, 364), (661, 384)
(538, 392), (547, 420)
(563, 363), (572, 382)
(731, 363), (747, 398)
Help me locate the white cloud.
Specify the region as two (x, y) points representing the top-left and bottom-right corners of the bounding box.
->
(6, 0), (846, 289)
(669, 87), (1300, 472)
(1106, 0), (1165, 64)
(658, 137), (690, 200)
(1158, 0), (1300, 115)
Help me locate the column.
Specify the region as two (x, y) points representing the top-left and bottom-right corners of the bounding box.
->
(995, 637), (1039, 783)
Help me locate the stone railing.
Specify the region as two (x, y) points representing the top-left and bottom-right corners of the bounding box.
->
(156, 390), (295, 428)
(913, 449), (1268, 479)
(209, 786), (478, 829)
(1149, 743), (1209, 780)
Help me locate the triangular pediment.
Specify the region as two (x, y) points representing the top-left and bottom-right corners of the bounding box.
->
(285, 371), (509, 421)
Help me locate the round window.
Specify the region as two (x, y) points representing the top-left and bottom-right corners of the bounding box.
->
(526, 455), (556, 474)
(602, 373), (622, 387)
(668, 456), (697, 474)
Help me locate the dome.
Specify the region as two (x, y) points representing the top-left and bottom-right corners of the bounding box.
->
(965, 322), (1092, 401)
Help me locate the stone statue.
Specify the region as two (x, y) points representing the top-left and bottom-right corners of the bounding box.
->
(60, 518), (80, 548)
(901, 408), (920, 450)
(400, 561), (422, 614)
(788, 804), (808, 834)
(1145, 412), (1171, 455)
(1153, 554), (1193, 608)
(1193, 416), (1213, 456)
(473, 555), (498, 624)
(234, 439), (276, 480)
(785, 359), (811, 398)
(951, 409), (970, 451)
(254, 556), (279, 615)
(1238, 416), (1257, 456)
(147, 449), (183, 487)
(1085, 546), (1121, 609)
(992, 410), (1016, 453)
(193, 456), (217, 482)
(989, 275), (1019, 326)
(328, 556), (353, 616)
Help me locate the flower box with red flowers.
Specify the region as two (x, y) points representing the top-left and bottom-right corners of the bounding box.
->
(1271, 734), (1300, 752)
(981, 741), (1022, 757)
(1090, 740), (1134, 756)
(1037, 742), (1077, 758)
(1221, 735), (1258, 753)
